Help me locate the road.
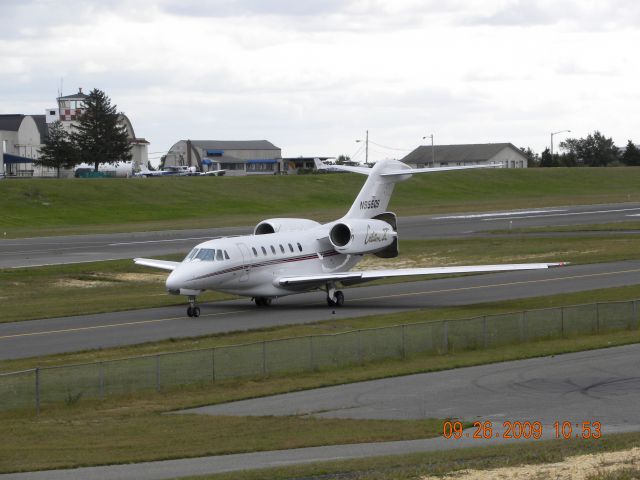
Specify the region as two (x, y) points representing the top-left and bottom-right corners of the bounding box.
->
(4, 344), (639, 480)
(2, 260), (640, 360)
(2, 202), (640, 268)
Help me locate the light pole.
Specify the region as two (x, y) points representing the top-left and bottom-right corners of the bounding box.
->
(550, 130), (571, 156)
(356, 130), (369, 165)
(422, 134), (435, 165)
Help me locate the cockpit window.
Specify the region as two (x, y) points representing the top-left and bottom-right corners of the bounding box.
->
(224, 250), (230, 260)
(196, 249), (215, 261)
(185, 248), (200, 261)
(216, 250), (224, 261)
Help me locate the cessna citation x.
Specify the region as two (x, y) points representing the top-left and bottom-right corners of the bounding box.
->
(135, 159), (562, 317)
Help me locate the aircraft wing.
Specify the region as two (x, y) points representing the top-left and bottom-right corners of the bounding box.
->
(134, 258), (180, 271)
(278, 262), (565, 288)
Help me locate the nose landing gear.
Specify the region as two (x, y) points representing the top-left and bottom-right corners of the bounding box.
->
(186, 295), (200, 317)
(326, 283), (345, 307)
(254, 297), (272, 307)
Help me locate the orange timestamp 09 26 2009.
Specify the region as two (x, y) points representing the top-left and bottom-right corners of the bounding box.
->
(442, 420), (602, 440)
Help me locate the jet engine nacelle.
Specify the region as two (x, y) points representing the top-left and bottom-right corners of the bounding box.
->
(254, 218), (321, 235)
(329, 219), (396, 254)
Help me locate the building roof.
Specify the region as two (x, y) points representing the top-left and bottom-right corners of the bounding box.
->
(0, 114), (25, 132)
(401, 143), (525, 164)
(189, 140), (280, 151)
(58, 88), (89, 100)
(32, 115), (48, 140)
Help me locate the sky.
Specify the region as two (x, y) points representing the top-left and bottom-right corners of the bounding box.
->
(1, 0), (639, 165)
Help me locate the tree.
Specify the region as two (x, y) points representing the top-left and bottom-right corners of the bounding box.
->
(519, 147), (539, 167)
(539, 147), (557, 167)
(560, 131), (620, 167)
(622, 140), (640, 166)
(34, 121), (77, 177)
(71, 89), (132, 171)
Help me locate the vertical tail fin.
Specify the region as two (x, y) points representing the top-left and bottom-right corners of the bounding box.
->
(342, 159), (413, 219)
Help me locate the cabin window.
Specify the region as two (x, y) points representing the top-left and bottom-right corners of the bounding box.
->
(270, 245), (276, 254)
(279, 244), (285, 253)
(297, 242), (303, 252)
(261, 246), (267, 255)
(288, 243), (294, 253)
(216, 250), (224, 261)
(224, 250), (230, 260)
(252, 247), (258, 257)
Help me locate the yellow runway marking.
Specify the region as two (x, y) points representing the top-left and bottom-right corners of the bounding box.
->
(0, 309), (253, 340)
(351, 267), (640, 302)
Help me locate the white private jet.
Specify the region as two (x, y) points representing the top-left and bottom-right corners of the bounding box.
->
(135, 159), (563, 317)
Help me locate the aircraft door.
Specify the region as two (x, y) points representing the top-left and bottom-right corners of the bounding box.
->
(236, 243), (251, 282)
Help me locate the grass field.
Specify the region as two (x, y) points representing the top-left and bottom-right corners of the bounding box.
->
(3, 168), (640, 237)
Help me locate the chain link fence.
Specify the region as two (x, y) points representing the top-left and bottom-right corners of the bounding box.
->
(1, 299), (638, 414)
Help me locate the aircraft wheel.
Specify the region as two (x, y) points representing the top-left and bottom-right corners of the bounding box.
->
(187, 306), (193, 317)
(192, 306), (201, 317)
(335, 291), (344, 307)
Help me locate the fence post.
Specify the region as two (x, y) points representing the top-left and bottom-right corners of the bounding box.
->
(634, 300), (639, 330)
(596, 303), (600, 334)
(561, 306), (565, 338)
(262, 341), (267, 377)
(443, 321), (449, 353)
(155, 355), (160, 393)
(211, 348), (216, 384)
(358, 329), (364, 365)
(401, 324), (406, 360)
(99, 362), (104, 398)
(482, 316), (488, 348)
(35, 368), (40, 416)
(309, 336), (315, 372)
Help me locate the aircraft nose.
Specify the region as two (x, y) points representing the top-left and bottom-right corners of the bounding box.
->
(166, 269), (187, 293)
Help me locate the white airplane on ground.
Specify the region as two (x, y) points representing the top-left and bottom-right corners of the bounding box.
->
(135, 159), (563, 317)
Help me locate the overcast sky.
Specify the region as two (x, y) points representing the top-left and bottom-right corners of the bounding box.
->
(1, 0), (639, 164)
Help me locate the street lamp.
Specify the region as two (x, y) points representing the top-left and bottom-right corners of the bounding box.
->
(422, 134), (435, 165)
(550, 130), (571, 156)
(356, 130), (369, 165)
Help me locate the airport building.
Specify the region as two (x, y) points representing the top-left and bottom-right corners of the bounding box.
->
(1, 88), (149, 177)
(401, 143), (529, 169)
(163, 140), (282, 176)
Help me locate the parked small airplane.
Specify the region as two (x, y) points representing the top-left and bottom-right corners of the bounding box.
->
(135, 159), (562, 317)
(135, 165), (199, 177)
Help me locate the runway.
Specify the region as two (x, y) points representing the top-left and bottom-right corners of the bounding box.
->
(4, 345), (639, 480)
(3, 202), (640, 268)
(2, 260), (640, 360)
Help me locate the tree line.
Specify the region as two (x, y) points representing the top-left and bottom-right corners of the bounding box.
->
(521, 131), (640, 167)
(35, 89), (132, 177)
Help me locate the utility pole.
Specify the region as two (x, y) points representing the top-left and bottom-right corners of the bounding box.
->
(423, 134), (435, 165)
(356, 130), (369, 166)
(550, 130), (570, 156)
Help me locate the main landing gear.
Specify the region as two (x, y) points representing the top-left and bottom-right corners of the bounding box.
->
(326, 283), (345, 307)
(186, 295), (200, 317)
(254, 297), (272, 307)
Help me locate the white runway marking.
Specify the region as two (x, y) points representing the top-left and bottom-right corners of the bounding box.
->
(481, 207), (640, 221)
(434, 209), (566, 220)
